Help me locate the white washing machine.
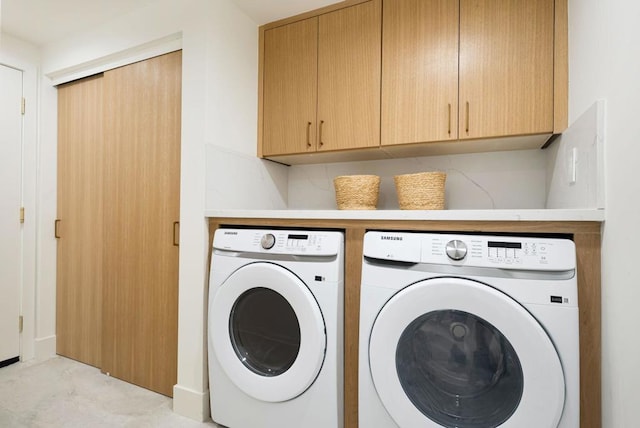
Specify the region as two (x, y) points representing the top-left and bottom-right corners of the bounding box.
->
(208, 228), (344, 428)
(359, 231), (579, 428)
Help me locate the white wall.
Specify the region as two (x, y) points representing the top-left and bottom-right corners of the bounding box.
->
(568, 0), (640, 426)
(37, 0), (287, 421)
(546, 100), (605, 209)
(288, 149), (547, 210)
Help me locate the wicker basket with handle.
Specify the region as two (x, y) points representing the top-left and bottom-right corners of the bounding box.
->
(333, 175), (381, 210)
(394, 172), (446, 210)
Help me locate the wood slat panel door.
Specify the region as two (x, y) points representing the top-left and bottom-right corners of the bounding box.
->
(317, 0), (381, 151)
(381, 0), (459, 146)
(102, 51), (181, 397)
(56, 74), (104, 368)
(262, 18), (318, 156)
(459, 0), (554, 139)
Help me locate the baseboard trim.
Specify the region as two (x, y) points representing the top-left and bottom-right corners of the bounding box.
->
(173, 384), (210, 422)
(34, 335), (56, 359)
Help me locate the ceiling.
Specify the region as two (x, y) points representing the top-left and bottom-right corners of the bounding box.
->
(0, 0), (336, 47)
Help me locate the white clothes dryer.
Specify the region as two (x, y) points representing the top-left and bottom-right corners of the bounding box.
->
(359, 231), (579, 428)
(208, 228), (344, 428)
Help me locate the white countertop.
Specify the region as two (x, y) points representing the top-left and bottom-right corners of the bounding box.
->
(205, 209), (605, 222)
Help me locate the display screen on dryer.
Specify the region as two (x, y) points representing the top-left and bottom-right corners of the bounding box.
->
(288, 234), (309, 240)
(487, 241), (522, 249)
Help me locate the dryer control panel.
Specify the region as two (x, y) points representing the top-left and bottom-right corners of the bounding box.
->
(214, 228), (343, 256)
(364, 232), (575, 271)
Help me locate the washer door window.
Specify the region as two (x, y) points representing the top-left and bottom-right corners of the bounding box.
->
(369, 278), (565, 428)
(211, 262), (326, 403)
(230, 287), (301, 376)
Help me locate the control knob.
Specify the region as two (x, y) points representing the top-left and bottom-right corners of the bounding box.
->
(445, 240), (467, 261)
(260, 233), (276, 250)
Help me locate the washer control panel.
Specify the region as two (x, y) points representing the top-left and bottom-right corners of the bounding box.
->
(426, 234), (575, 271)
(214, 228), (342, 256)
(364, 232), (575, 271)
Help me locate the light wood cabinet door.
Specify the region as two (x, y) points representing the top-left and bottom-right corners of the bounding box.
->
(317, 0), (381, 151)
(381, 0), (459, 146)
(102, 51), (181, 397)
(459, 0), (554, 139)
(56, 75), (104, 368)
(263, 18), (318, 156)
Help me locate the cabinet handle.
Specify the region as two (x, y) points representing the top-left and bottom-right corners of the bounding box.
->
(447, 104), (452, 135)
(54, 219), (61, 239)
(319, 120), (325, 147)
(465, 102), (470, 135)
(306, 122), (312, 147)
(173, 221), (179, 247)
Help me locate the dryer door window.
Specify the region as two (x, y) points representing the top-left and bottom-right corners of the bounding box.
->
(369, 277), (565, 428)
(210, 262), (326, 403)
(395, 309), (523, 428)
(230, 287), (301, 377)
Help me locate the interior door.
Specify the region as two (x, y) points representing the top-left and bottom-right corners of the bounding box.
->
(56, 74), (104, 367)
(102, 51), (182, 397)
(0, 64), (23, 365)
(369, 278), (565, 427)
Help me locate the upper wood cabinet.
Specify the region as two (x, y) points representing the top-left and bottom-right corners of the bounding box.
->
(318, 0), (381, 152)
(259, 0), (566, 163)
(382, 0), (555, 147)
(262, 18), (318, 156)
(382, 0), (460, 146)
(459, 0), (554, 140)
(260, 0), (381, 157)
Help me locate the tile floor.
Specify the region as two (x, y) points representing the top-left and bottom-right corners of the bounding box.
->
(0, 356), (216, 428)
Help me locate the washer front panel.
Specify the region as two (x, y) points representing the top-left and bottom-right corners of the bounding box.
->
(369, 277), (565, 428)
(210, 262), (326, 403)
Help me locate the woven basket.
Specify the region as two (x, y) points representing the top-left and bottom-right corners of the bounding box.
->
(333, 175), (380, 210)
(394, 172), (446, 210)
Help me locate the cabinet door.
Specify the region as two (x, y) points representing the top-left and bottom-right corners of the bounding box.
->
(57, 75), (104, 368)
(263, 18), (318, 156)
(382, 0), (459, 146)
(459, 0), (554, 139)
(102, 51), (181, 397)
(318, 0), (381, 151)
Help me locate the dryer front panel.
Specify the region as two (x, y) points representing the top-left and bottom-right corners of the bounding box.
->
(369, 277), (565, 428)
(210, 262), (326, 403)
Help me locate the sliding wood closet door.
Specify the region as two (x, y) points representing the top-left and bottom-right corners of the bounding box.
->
(102, 51), (182, 397)
(56, 74), (104, 368)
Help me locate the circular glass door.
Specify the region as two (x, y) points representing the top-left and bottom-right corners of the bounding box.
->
(395, 310), (523, 427)
(230, 287), (301, 377)
(369, 277), (565, 428)
(210, 262), (326, 403)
